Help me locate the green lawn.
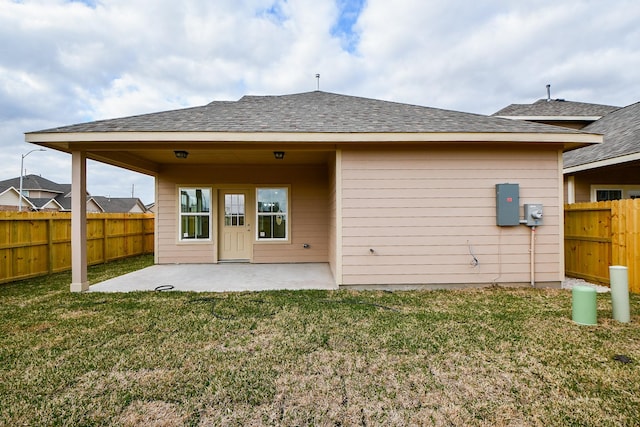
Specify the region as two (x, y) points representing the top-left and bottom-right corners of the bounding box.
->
(1, 255), (639, 426)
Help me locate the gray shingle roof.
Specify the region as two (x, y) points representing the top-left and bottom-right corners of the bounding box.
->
(564, 101), (640, 168)
(28, 198), (62, 209)
(0, 174), (67, 194)
(55, 195), (72, 210)
(92, 196), (145, 213)
(494, 99), (620, 117)
(32, 91), (584, 135)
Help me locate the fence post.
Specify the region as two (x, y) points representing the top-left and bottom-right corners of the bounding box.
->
(47, 218), (54, 275)
(103, 217), (108, 264)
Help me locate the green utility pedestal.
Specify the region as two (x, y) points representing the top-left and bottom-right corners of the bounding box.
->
(609, 266), (630, 323)
(572, 285), (597, 325)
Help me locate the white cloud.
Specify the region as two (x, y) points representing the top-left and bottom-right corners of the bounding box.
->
(2, 0), (640, 203)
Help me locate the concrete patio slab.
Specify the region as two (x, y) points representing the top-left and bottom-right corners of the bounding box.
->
(89, 263), (337, 293)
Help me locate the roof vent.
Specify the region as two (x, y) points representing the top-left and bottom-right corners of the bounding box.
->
(546, 84), (551, 102)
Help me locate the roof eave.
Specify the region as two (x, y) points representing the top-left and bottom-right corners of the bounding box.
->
(41, 199), (65, 210)
(25, 130), (601, 146)
(495, 115), (603, 122)
(564, 152), (640, 174)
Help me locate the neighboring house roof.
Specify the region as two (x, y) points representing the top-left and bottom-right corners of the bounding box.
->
(493, 99), (620, 121)
(0, 175), (145, 212)
(563, 101), (640, 172)
(92, 196), (147, 213)
(33, 91), (588, 135)
(28, 197), (64, 210)
(57, 184), (73, 198)
(0, 174), (68, 195)
(55, 194), (72, 211)
(0, 187), (36, 210)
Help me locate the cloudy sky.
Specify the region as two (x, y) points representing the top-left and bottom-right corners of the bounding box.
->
(2, 0), (639, 204)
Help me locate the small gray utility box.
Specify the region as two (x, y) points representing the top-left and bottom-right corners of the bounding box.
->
(524, 204), (543, 226)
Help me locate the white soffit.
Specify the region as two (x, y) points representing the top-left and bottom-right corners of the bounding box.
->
(564, 152), (640, 174)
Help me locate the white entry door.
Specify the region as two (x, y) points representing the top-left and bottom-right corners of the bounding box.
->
(218, 190), (252, 261)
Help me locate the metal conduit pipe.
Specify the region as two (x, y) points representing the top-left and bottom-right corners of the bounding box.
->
(530, 226), (536, 287)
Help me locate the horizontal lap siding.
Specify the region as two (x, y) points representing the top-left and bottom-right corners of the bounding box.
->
(252, 177), (328, 263)
(157, 176), (213, 264)
(328, 153), (338, 279)
(157, 164), (328, 264)
(340, 148), (561, 286)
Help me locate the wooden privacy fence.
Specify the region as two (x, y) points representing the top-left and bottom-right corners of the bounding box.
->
(565, 200), (640, 293)
(0, 212), (154, 284)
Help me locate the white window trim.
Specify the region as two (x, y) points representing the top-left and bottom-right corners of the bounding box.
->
(179, 187), (212, 242)
(591, 185), (640, 202)
(255, 186), (290, 243)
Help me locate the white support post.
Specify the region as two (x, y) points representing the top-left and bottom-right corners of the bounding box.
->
(335, 150), (343, 287)
(70, 151), (88, 292)
(567, 175), (576, 204)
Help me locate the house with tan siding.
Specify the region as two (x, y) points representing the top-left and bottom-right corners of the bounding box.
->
(494, 97), (640, 203)
(25, 91), (600, 291)
(563, 102), (640, 203)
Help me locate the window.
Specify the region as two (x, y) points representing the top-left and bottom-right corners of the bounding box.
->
(592, 185), (640, 202)
(224, 194), (245, 226)
(179, 188), (211, 240)
(596, 189), (622, 201)
(257, 188), (288, 240)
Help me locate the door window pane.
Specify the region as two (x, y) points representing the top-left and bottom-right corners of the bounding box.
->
(224, 194), (245, 227)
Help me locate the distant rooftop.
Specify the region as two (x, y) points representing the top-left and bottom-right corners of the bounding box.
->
(92, 196), (145, 213)
(493, 99), (620, 118)
(0, 174), (68, 195)
(0, 174), (147, 213)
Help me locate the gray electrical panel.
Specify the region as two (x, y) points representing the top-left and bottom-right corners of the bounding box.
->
(524, 204), (543, 226)
(496, 183), (519, 226)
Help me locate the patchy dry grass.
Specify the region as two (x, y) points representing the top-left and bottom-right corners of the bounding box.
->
(1, 255), (639, 426)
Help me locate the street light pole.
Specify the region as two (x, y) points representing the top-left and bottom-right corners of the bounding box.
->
(18, 148), (45, 212)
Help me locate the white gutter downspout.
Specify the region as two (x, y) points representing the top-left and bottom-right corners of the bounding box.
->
(530, 226), (536, 287)
(567, 176), (576, 204)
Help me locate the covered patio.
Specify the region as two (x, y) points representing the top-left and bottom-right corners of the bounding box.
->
(89, 263), (337, 293)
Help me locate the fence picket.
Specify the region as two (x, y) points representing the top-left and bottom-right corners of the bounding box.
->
(0, 212), (154, 284)
(565, 200), (640, 293)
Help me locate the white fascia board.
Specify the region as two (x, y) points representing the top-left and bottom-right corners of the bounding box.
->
(41, 198), (64, 210)
(88, 197), (105, 212)
(2, 187), (37, 208)
(5, 187), (38, 209)
(0, 187), (14, 197)
(496, 116), (602, 122)
(26, 130), (602, 144)
(564, 152), (640, 174)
